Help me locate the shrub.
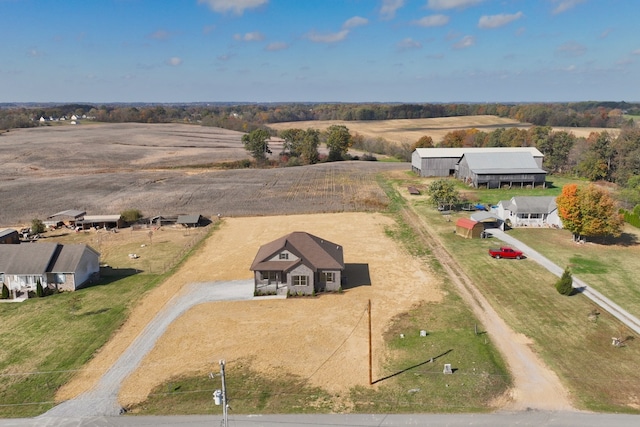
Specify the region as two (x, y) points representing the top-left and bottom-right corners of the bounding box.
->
(31, 218), (46, 234)
(121, 209), (143, 223)
(36, 279), (44, 298)
(1, 283), (9, 299)
(555, 267), (574, 296)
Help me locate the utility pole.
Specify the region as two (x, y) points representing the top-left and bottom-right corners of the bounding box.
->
(212, 359), (229, 427)
(368, 299), (372, 385)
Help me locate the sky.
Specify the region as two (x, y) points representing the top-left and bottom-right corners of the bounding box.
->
(1, 0), (639, 103)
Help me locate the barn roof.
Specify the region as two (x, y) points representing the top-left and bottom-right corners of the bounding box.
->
(48, 210), (86, 219)
(250, 231), (344, 272)
(459, 152), (546, 174)
(455, 218), (480, 230)
(0, 228), (18, 239)
(81, 215), (122, 222)
(415, 147), (543, 159)
(177, 214), (202, 224)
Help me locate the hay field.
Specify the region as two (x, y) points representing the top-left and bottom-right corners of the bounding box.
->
(0, 123), (404, 226)
(267, 115), (617, 144)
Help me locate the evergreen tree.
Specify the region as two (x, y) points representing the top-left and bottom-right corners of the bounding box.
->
(36, 279), (44, 298)
(1, 283), (9, 299)
(555, 268), (574, 296)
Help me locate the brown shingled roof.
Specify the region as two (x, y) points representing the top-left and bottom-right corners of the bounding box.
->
(250, 231), (344, 273)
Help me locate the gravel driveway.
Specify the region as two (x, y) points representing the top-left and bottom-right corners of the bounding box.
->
(41, 279), (260, 418)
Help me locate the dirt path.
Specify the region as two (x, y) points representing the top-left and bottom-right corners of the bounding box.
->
(401, 205), (574, 411)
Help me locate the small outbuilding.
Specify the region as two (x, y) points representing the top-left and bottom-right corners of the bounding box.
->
(177, 214), (204, 228)
(455, 218), (484, 239)
(0, 229), (20, 244)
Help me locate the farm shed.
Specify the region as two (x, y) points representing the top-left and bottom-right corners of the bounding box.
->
(470, 211), (502, 229)
(0, 243), (100, 298)
(456, 152), (547, 189)
(250, 231), (344, 296)
(412, 147), (544, 177)
(455, 218), (484, 239)
(47, 209), (86, 226)
(0, 229), (20, 244)
(177, 214), (203, 228)
(496, 196), (563, 228)
(77, 215), (124, 230)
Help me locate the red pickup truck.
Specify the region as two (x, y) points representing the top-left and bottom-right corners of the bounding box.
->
(488, 246), (523, 259)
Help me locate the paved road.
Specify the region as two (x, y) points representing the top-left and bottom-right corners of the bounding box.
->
(41, 279), (261, 418)
(486, 229), (640, 336)
(4, 411), (640, 427)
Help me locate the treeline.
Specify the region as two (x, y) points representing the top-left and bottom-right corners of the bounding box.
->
(1, 101), (638, 132)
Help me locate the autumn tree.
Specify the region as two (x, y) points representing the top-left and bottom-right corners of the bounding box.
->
(412, 135), (434, 150)
(575, 131), (616, 181)
(556, 183), (623, 242)
(427, 179), (461, 211)
(31, 218), (45, 235)
(298, 128), (320, 164)
(242, 129), (272, 163)
(537, 131), (576, 173)
(325, 125), (352, 161)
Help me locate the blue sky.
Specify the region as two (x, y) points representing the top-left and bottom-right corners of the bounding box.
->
(1, 0), (639, 103)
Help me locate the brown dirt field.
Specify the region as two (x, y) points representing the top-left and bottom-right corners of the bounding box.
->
(56, 212), (444, 407)
(267, 116), (617, 144)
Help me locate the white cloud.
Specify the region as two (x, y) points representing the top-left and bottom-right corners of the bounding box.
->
(166, 57), (182, 66)
(478, 12), (523, 29)
(551, 0), (585, 15)
(427, 0), (483, 10)
(149, 29), (172, 40)
(203, 25), (216, 35)
(343, 16), (368, 29)
(632, 49), (640, 55)
(453, 35), (475, 49)
(556, 41), (586, 57)
(307, 30), (349, 43)
(266, 42), (288, 51)
(233, 32), (265, 42)
(27, 48), (44, 57)
(397, 38), (422, 50)
(198, 0), (267, 15)
(380, 0), (404, 20)
(412, 14), (449, 27)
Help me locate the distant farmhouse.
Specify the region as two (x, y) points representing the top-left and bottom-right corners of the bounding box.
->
(412, 147), (545, 188)
(496, 196), (563, 228)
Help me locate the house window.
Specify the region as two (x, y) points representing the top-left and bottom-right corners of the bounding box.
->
(55, 273), (66, 284)
(320, 272), (335, 283)
(529, 213), (541, 219)
(264, 271), (278, 282)
(292, 275), (308, 286)
(279, 253), (289, 260)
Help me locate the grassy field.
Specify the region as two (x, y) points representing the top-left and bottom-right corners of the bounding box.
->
(0, 225), (214, 418)
(395, 172), (640, 412)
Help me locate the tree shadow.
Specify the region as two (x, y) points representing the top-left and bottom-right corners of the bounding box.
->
(342, 263), (371, 290)
(372, 349), (452, 384)
(591, 232), (639, 247)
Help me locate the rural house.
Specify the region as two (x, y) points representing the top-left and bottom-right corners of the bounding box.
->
(495, 196), (563, 228)
(456, 151), (547, 188)
(250, 231), (344, 296)
(0, 243), (100, 298)
(411, 147), (544, 177)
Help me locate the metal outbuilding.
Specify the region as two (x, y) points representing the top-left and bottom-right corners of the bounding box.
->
(455, 218), (484, 239)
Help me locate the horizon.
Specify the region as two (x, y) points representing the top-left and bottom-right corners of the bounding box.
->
(2, 0), (639, 103)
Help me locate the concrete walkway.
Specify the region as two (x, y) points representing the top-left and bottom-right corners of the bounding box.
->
(486, 229), (640, 336)
(41, 279), (268, 418)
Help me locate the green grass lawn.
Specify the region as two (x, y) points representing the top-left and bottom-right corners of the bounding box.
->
(0, 226), (215, 418)
(402, 182), (640, 413)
